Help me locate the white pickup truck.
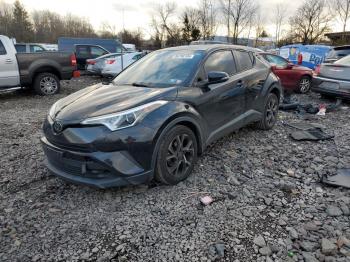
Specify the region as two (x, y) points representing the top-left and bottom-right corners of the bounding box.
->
(0, 35), (77, 95)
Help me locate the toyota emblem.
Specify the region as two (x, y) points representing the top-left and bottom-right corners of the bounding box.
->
(53, 121), (63, 134)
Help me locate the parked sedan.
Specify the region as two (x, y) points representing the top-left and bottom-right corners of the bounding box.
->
(260, 53), (313, 94)
(41, 45), (282, 188)
(312, 55), (350, 100)
(101, 52), (144, 77)
(324, 46), (350, 63)
(86, 53), (122, 75)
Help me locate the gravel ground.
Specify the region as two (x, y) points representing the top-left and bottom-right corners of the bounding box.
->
(0, 76), (350, 262)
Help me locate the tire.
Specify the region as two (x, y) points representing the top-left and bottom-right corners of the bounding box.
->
(256, 93), (279, 130)
(33, 73), (60, 96)
(155, 125), (198, 185)
(297, 76), (311, 94)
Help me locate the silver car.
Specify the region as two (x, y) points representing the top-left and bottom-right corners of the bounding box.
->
(312, 55), (350, 100)
(86, 53), (122, 75)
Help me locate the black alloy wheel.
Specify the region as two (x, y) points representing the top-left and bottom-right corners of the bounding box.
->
(256, 92), (279, 130)
(155, 125), (198, 185)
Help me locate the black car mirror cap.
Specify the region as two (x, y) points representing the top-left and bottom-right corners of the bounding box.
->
(208, 71), (229, 84)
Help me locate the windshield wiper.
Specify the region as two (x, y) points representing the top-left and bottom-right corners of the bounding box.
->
(132, 82), (150, 87)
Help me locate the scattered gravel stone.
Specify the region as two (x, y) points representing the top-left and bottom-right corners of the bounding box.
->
(253, 235), (266, 247)
(0, 78), (349, 261)
(326, 206), (343, 217)
(259, 246), (272, 256)
(300, 241), (318, 252)
(321, 238), (338, 255)
(302, 252), (319, 262)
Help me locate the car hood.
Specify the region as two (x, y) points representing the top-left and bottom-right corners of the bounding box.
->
(52, 83), (178, 122)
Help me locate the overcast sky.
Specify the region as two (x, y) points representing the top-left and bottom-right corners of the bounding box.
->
(3, 0), (341, 37)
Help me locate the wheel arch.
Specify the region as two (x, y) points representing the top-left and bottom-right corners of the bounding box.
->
(150, 113), (205, 172)
(32, 66), (62, 81)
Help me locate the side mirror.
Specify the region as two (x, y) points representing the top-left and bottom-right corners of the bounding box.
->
(208, 71), (229, 84)
(287, 63), (294, 69)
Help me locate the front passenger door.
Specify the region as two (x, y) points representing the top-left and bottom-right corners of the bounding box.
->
(195, 50), (246, 138)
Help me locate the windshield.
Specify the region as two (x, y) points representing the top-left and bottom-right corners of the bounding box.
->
(113, 50), (205, 87)
(335, 55), (350, 65)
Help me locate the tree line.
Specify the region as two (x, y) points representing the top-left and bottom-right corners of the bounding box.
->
(0, 0), (143, 46)
(1, 0), (350, 48)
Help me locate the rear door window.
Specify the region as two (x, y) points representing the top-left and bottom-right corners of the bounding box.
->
(30, 45), (45, 53)
(76, 46), (90, 56)
(15, 44), (26, 53)
(91, 46), (108, 57)
(204, 50), (237, 76)
(0, 40), (7, 55)
(234, 50), (253, 72)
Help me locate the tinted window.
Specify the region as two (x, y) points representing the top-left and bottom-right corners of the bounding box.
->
(76, 46), (89, 56)
(235, 51), (253, 71)
(91, 46), (107, 57)
(15, 44), (26, 53)
(30, 45), (45, 53)
(204, 50), (236, 75)
(264, 54), (288, 67)
(0, 41), (6, 55)
(328, 48), (350, 59)
(114, 50), (205, 88)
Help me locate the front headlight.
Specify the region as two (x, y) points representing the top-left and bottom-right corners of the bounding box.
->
(81, 101), (168, 131)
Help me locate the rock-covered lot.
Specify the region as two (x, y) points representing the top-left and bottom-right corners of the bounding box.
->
(0, 76), (350, 262)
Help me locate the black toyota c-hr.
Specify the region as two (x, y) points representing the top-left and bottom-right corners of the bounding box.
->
(42, 45), (282, 188)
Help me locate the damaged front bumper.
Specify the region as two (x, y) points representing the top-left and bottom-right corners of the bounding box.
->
(41, 137), (153, 189)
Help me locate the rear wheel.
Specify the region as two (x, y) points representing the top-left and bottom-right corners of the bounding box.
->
(33, 73), (60, 96)
(256, 93), (279, 130)
(297, 76), (311, 93)
(155, 125), (198, 185)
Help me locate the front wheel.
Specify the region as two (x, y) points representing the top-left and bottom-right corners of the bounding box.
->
(155, 125), (198, 185)
(297, 76), (311, 94)
(33, 73), (60, 96)
(256, 93), (279, 130)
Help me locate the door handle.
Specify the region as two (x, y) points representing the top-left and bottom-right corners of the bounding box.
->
(5, 59), (13, 64)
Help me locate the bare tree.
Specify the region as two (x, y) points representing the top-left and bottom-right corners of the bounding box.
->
(0, 1), (13, 36)
(220, 0), (258, 44)
(254, 10), (265, 47)
(181, 7), (201, 44)
(149, 2), (178, 47)
(273, 3), (288, 44)
(332, 0), (350, 32)
(289, 0), (331, 44)
(99, 21), (118, 38)
(220, 0), (231, 41)
(198, 0), (218, 40)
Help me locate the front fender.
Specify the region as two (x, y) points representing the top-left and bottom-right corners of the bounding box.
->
(141, 101), (207, 171)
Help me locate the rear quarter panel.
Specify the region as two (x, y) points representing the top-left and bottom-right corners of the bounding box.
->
(16, 52), (74, 85)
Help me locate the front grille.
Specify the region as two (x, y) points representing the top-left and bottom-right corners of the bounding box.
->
(48, 139), (92, 153)
(44, 146), (112, 179)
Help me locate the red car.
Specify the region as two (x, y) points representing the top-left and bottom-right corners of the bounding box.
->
(260, 53), (313, 94)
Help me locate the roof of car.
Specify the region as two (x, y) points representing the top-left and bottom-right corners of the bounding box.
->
(333, 45), (350, 50)
(163, 44), (259, 52)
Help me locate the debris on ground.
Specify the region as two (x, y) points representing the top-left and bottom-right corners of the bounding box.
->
(200, 195), (214, 206)
(0, 77), (349, 261)
(290, 128), (334, 141)
(323, 169), (350, 189)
